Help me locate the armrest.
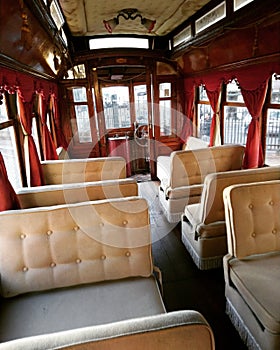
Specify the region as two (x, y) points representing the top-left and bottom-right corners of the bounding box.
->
(0, 310), (215, 350)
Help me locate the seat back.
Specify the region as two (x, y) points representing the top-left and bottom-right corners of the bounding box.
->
(223, 180), (280, 258)
(198, 166), (280, 225)
(170, 145), (244, 189)
(41, 157), (126, 185)
(0, 197), (152, 297)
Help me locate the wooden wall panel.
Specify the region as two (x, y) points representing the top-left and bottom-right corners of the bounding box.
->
(0, 0), (59, 78)
(182, 12), (280, 74)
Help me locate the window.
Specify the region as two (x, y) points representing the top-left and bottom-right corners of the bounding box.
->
(197, 86), (212, 142)
(134, 85), (148, 125)
(173, 26), (192, 47)
(265, 75), (280, 165)
(224, 80), (250, 145)
(234, 0), (254, 11)
(50, 0), (64, 30)
(159, 83), (172, 136)
(0, 96), (21, 189)
(102, 86), (131, 129)
(89, 37), (149, 50)
(196, 2), (226, 33)
(64, 64), (86, 80)
(71, 87), (93, 143)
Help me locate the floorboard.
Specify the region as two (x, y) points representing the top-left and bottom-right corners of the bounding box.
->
(138, 180), (247, 350)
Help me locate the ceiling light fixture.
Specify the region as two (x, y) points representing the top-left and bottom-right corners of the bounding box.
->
(103, 8), (156, 34)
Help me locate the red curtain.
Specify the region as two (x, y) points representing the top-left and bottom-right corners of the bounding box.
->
(39, 93), (58, 160)
(0, 67), (68, 185)
(180, 84), (195, 143)
(50, 93), (68, 149)
(17, 94), (45, 186)
(241, 83), (268, 168)
(183, 61), (280, 164)
(206, 86), (222, 147)
(0, 152), (21, 211)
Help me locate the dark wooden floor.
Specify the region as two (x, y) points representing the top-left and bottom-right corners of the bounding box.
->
(138, 180), (247, 350)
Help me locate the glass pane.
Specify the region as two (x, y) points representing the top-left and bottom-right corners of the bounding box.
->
(102, 86), (131, 129)
(66, 65), (86, 80)
(198, 104), (212, 142)
(265, 109), (280, 165)
(134, 85), (148, 125)
(50, 0), (64, 30)
(74, 105), (92, 143)
(234, 0), (254, 11)
(159, 83), (171, 98)
(271, 75), (280, 103)
(0, 124), (21, 189)
(224, 106), (250, 145)
(160, 100), (171, 136)
(0, 96), (8, 122)
(31, 117), (42, 160)
(73, 87), (87, 102)
(226, 81), (244, 102)
(89, 37), (149, 50)
(196, 2), (226, 33)
(173, 25), (192, 47)
(198, 86), (208, 101)
(92, 88), (100, 140)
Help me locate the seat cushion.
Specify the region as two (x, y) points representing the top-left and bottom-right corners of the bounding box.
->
(0, 276), (165, 342)
(229, 252), (280, 333)
(184, 203), (226, 238)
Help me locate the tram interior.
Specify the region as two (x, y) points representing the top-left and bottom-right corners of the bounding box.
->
(0, 0), (280, 349)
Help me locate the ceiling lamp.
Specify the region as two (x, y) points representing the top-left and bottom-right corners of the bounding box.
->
(103, 8), (156, 34)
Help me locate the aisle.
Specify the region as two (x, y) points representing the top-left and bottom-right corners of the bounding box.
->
(138, 180), (247, 350)
(138, 180), (176, 243)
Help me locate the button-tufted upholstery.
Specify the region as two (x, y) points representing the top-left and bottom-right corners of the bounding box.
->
(0, 197), (152, 298)
(0, 196), (215, 349)
(181, 165), (280, 269)
(41, 156), (126, 185)
(158, 144), (245, 223)
(223, 180), (280, 350)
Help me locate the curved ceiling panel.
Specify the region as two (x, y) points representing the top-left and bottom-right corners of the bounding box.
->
(58, 0), (211, 36)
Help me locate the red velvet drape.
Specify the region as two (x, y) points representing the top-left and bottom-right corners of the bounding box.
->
(0, 152), (21, 211)
(17, 94), (45, 186)
(39, 93), (58, 160)
(180, 85), (195, 143)
(241, 83), (268, 168)
(183, 61), (280, 165)
(206, 86), (222, 147)
(50, 93), (68, 149)
(0, 67), (67, 185)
